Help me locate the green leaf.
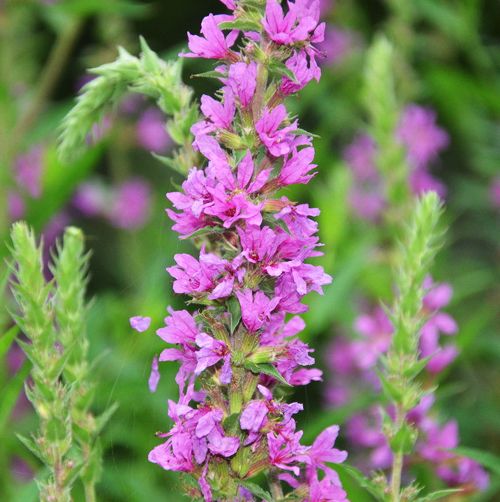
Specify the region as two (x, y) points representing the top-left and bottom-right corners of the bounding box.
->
(390, 422), (417, 455)
(223, 413), (240, 436)
(268, 61), (297, 82)
(16, 434), (44, 463)
(228, 297), (242, 334)
(0, 361), (31, 432)
(192, 70), (226, 80)
(332, 464), (382, 499)
(415, 488), (464, 502)
(0, 325), (18, 361)
(219, 19), (262, 32)
(453, 447), (500, 475)
(243, 361), (290, 386)
(239, 481), (273, 502)
(95, 402), (119, 435)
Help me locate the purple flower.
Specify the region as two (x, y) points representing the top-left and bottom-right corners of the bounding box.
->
(193, 90), (236, 137)
(267, 420), (307, 475)
(157, 308), (199, 345)
(227, 62), (257, 107)
(149, 432), (195, 472)
(301, 425), (348, 481)
(8, 191), (25, 221)
(236, 289), (280, 332)
(149, 356), (160, 392)
(240, 400), (268, 432)
(278, 146), (317, 185)
(130, 316), (151, 332)
(167, 252), (224, 296)
(397, 104), (449, 169)
(195, 333), (232, 384)
(280, 50), (320, 96)
(220, 0), (236, 9)
(73, 181), (107, 217)
(184, 14), (238, 60)
(275, 200), (320, 238)
(136, 108), (172, 153)
(263, 0), (319, 46)
(318, 25), (354, 67)
(147, 3), (347, 497)
(108, 179), (151, 230)
(256, 105), (297, 157)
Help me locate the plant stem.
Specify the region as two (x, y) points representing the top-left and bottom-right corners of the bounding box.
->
(390, 406), (404, 502)
(269, 472), (284, 501)
(10, 18), (83, 158)
(84, 482), (96, 502)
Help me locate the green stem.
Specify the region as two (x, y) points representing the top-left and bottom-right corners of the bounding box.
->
(390, 406), (404, 502)
(269, 473), (284, 501)
(84, 482), (96, 502)
(10, 18), (83, 158)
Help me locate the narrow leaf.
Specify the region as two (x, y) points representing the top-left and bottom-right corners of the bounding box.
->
(239, 481), (273, 502)
(243, 361), (290, 386)
(0, 325), (19, 361)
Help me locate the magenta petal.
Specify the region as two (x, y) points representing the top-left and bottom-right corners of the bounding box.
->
(130, 316), (151, 332)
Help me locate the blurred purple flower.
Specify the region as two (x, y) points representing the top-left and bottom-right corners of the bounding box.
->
(130, 316), (152, 332)
(136, 108), (172, 153)
(108, 179), (151, 230)
(397, 104), (449, 169)
(8, 191), (26, 221)
(149, 355), (160, 392)
(318, 25), (354, 66)
(72, 181), (107, 217)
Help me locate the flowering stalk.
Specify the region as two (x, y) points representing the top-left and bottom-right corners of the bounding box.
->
(9, 223), (112, 501)
(362, 36), (410, 220)
(58, 38), (199, 174)
(381, 192), (445, 501)
(138, 0), (350, 500)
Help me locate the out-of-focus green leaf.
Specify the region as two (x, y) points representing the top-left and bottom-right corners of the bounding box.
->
(0, 326), (18, 361)
(0, 361), (31, 432)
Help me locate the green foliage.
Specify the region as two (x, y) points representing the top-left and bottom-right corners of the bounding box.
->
(363, 36), (410, 211)
(8, 223), (112, 501)
(379, 193), (445, 501)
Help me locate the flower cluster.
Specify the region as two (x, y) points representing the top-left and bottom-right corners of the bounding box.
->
(325, 277), (488, 492)
(141, 1), (349, 500)
(345, 105), (449, 221)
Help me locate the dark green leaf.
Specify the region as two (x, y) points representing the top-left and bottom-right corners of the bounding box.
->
(192, 70), (226, 80)
(243, 361), (290, 386)
(219, 19), (262, 32)
(228, 297), (242, 334)
(0, 361), (31, 431)
(332, 464), (382, 499)
(268, 61), (297, 82)
(239, 481), (273, 502)
(223, 413), (240, 435)
(0, 325), (18, 361)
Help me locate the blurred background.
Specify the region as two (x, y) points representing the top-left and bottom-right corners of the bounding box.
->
(0, 0), (499, 500)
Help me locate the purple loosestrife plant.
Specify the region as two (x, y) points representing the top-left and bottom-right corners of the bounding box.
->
(144, 1), (349, 500)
